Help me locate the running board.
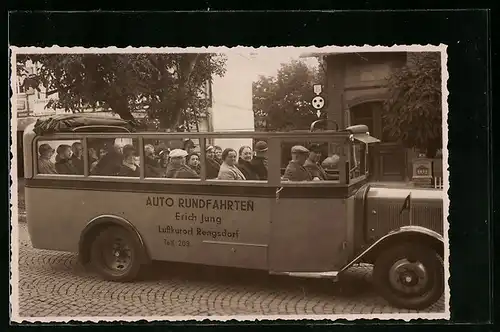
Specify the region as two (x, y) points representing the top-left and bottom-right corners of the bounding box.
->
(269, 271), (339, 280)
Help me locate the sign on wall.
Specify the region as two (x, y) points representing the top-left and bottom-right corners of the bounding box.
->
(312, 84), (325, 118)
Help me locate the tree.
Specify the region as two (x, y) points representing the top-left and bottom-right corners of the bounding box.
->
(16, 53), (227, 130)
(383, 52), (442, 158)
(252, 60), (325, 132)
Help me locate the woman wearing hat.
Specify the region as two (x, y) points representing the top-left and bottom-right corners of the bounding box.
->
(205, 145), (221, 179)
(37, 143), (57, 174)
(237, 146), (259, 180)
(158, 148), (170, 169)
(251, 141), (268, 180)
(144, 144), (163, 178)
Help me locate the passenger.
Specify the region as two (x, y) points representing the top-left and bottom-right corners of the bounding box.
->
(166, 149), (186, 178)
(158, 148), (170, 169)
(91, 144), (122, 176)
(251, 141), (268, 180)
(117, 144), (140, 177)
(218, 148), (246, 180)
(303, 144), (328, 180)
(205, 146), (221, 179)
(237, 146), (259, 180)
(88, 147), (99, 173)
(55, 144), (79, 175)
(37, 143), (57, 174)
(166, 149), (199, 179)
(98, 147), (107, 159)
(322, 155), (340, 170)
(70, 142), (84, 174)
(183, 139), (196, 154)
(282, 145), (313, 182)
(175, 152), (201, 178)
(321, 155), (341, 180)
(213, 145), (223, 165)
(144, 144), (164, 178)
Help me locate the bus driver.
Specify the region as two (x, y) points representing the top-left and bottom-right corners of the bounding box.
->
(282, 145), (317, 182)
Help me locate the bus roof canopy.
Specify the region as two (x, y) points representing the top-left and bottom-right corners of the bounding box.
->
(32, 114), (139, 135)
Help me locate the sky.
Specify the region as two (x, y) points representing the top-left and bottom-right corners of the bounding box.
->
(229, 48), (320, 81)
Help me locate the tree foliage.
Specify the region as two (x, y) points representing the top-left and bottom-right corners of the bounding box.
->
(252, 60), (325, 132)
(383, 52), (442, 157)
(16, 53), (227, 130)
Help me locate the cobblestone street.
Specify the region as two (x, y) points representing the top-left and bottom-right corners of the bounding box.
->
(15, 219), (444, 318)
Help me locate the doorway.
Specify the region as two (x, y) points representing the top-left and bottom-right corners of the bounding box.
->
(349, 101), (407, 182)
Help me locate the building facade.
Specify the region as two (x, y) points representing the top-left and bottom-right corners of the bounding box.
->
(302, 51), (442, 183)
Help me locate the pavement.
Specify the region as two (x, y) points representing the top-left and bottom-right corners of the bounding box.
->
(14, 181), (444, 318)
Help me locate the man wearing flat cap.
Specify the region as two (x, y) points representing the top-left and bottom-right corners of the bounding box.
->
(251, 141), (268, 180)
(165, 149), (187, 178)
(303, 144), (328, 181)
(282, 145), (313, 182)
(165, 149), (199, 179)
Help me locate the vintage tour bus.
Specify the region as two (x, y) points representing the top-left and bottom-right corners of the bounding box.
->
(22, 114), (445, 310)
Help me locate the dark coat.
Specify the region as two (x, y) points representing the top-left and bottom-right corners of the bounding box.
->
(117, 163), (140, 177)
(206, 158), (221, 179)
(237, 158), (259, 180)
(250, 156), (268, 180)
(91, 151), (122, 176)
(304, 159), (328, 180)
(282, 160), (312, 182)
(55, 159), (79, 175)
(70, 155), (84, 174)
(145, 157), (164, 178)
(174, 165), (200, 179)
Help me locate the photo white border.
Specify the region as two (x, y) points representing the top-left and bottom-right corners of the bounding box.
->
(9, 44), (450, 323)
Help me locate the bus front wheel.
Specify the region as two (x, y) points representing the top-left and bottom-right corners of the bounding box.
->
(373, 243), (444, 310)
(90, 225), (143, 282)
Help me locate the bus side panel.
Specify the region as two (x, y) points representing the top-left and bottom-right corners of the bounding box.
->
(25, 187), (271, 270)
(269, 198), (348, 272)
(139, 192), (271, 270)
(25, 187), (84, 252)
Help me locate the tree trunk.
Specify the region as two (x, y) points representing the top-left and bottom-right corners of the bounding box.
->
(426, 140), (440, 159)
(172, 54), (200, 129)
(109, 97), (134, 121)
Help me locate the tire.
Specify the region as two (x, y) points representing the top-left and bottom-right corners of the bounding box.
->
(373, 243), (444, 310)
(90, 225), (143, 282)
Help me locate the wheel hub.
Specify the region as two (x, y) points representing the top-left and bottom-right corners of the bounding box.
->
(389, 259), (429, 294)
(103, 237), (132, 272)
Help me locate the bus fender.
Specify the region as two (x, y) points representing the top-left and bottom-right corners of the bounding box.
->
(78, 214), (151, 265)
(340, 225), (444, 272)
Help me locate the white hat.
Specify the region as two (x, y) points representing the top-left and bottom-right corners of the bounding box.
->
(169, 149), (188, 158)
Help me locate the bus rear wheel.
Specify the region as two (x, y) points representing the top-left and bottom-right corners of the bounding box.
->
(90, 225), (142, 282)
(373, 243), (444, 310)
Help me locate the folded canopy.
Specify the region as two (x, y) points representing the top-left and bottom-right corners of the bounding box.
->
(33, 114), (139, 135)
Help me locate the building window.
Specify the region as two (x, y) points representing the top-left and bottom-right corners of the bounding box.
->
(350, 104), (375, 135)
